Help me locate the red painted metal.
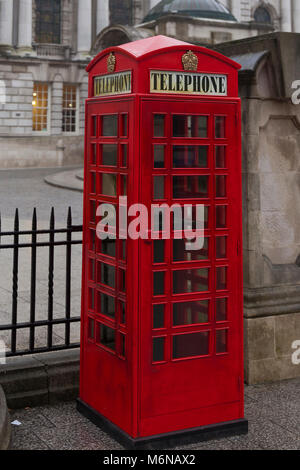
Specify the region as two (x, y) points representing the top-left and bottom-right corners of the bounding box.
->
(80, 35), (244, 440)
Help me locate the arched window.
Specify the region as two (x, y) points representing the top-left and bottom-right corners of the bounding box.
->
(35, 0), (61, 44)
(254, 6), (272, 24)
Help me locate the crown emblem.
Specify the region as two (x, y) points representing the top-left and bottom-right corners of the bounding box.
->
(182, 50), (198, 71)
(107, 52), (116, 73)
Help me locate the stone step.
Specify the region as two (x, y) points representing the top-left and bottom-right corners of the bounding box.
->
(44, 168), (84, 193)
(0, 385), (11, 450)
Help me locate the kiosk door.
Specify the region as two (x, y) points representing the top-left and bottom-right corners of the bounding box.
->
(139, 98), (243, 436)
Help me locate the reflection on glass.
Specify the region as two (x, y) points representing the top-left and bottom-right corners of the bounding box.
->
(100, 239), (116, 258)
(91, 144), (97, 165)
(120, 269), (126, 293)
(102, 115), (118, 136)
(153, 337), (165, 362)
(88, 318), (95, 340)
(215, 116), (226, 138)
(173, 115), (208, 138)
(90, 200), (96, 223)
(154, 272), (165, 296)
(173, 268), (209, 294)
(216, 267), (227, 290)
(154, 115), (165, 137)
(89, 258), (95, 281)
(153, 305), (165, 329)
(216, 146), (226, 168)
(216, 206), (227, 229)
(216, 237), (227, 259)
(154, 176), (165, 200)
(92, 116), (97, 136)
(153, 240), (165, 264)
(120, 301), (126, 325)
(89, 229), (96, 251)
(173, 238), (209, 262)
(216, 329), (228, 353)
(173, 331), (209, 359)
(102, 144), (117, 166)
(98, 292), (115, 319)
(99, 324), (115, 351)
(121, 175), (127, 196)
(173, 176), (208, 199)
(216, 298), (227, 322)
(216, 176), (227, 198)
(121, 240), (126, 261)
(121, 114), (128, 137)
(174, 206), (209, 230)
(173, 300), (209, 326)
(154, 145), (165, 168)
(101, 174), (117, 197)
(99, 263), (115, 288)
(173, 146), (208, 168)
(120, 333), (126, 358)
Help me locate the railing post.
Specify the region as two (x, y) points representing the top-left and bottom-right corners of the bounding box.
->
(47, 208), (55, 349)
(65, 207), (72, 347)
(11, 209), (19, 354)
(29, 208), (37, 352)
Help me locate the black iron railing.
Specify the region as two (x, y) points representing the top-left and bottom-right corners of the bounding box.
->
(0, 208), (83, 357)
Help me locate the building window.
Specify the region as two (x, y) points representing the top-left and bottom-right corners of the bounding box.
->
(62, 85), (78, 133)
(254, 6), (272, 24)
(35, 0), (61, 44)
(32, 83), (49, 132)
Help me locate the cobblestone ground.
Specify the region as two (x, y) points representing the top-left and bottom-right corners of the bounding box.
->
(7, 379), (300, 451)
(0, 168), (83, 353)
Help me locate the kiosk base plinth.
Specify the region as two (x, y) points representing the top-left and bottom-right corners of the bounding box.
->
(77, 399), (248, 450)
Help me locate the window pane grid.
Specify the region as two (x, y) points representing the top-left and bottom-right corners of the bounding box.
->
(32, 83), (49, 132)
(35, 0), (61, 44)
(62, 85), (77, 133)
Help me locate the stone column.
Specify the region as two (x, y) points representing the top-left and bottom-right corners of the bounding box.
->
(292, 0), (300, 32)
(18, 0), (32, 51)
(97, 0), (109, 34)
(0, 0), (14, 47)
(281, 0), (292, 31)
(77, 0), (92, 56)
(230, 0), (240, 21)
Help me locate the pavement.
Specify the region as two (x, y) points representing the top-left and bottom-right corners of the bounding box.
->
(0, 167), (83, 353)
(9, 378), (300, 450)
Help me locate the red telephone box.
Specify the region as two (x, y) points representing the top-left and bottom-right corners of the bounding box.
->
(78, 35), (248, 448)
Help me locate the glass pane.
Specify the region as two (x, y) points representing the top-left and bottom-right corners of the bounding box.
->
(89, 258), (95, 281)
(154, 115), (165, 137)
(121, 145), (128, 167)
(90, 200), (96, 223)
(173, 176), (208, 199)
(216, 267), (227, 291)
(100, 239), (116, 258)
(120, 333), (126, 358)
(215, 116), (226, 138)
(154, 176), (165, 200)
(99, 324), (115, 351)
(89, 288), (95, 310)
(173, 238), (209, 262)
(216, 298), (227, 322)
(121, 175), (127, 196)
(216, 329), (228, 354)
(173, 269), (209, 294)
(101, 174), (117, 197)
(89, 229), (96, 251)
(173, 146), (208, 168)
(173, 300), (209, 326)
(88, 318), (95, 340)
(174, 206), (209, 231)
(173, 115), (208, 138)
(153, 240), (165, 264)
(120, 301), (126, 325)
(173, 331), (209, 359)
(97, 292), (115, 319)
(154, 145), (165, 168)
(119, 269), (126, 293)
(102, 115), (118, 136)
(91, 144), (97, 165)
(216, 146), (226, 168)
(121, 114), (128, 137)
(90, 173), (96, 194)
(216, 206), (227, 229)
(216, 237), (227, 259)
(98, 263), (115, 289)
(101, 144), (117, 166)
(153, 305), (165, 329)
(153, 337), (165, 362)
(154, 272), (165, 296)
(216, 176), (227, 198)
(92, 116), (97, 136)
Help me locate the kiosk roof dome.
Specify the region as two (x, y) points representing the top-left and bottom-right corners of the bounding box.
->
(143, 0), (237, 23)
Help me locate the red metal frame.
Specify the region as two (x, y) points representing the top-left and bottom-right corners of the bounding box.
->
(79, 35), (244, 441)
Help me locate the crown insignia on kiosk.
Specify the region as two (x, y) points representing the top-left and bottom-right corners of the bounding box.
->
(107, 52), (116, 73)
(182, 50), (198, 71)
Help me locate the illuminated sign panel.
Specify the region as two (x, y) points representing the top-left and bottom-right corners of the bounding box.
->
(150, 70), (228, 96)
(94, 71), (132, 96)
